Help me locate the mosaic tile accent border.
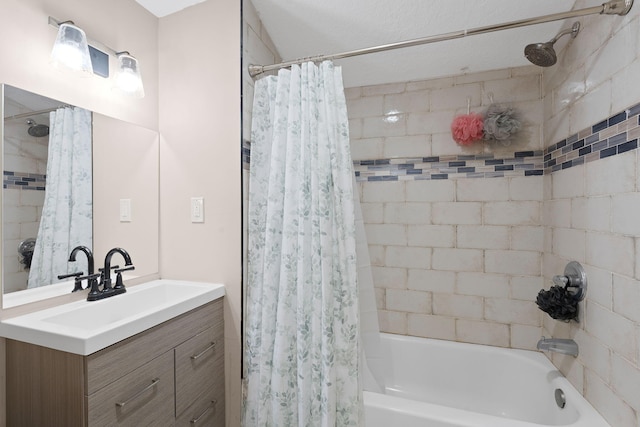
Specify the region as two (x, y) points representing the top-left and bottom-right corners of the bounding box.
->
(242, 139), (251, 170)
(3, 171), (46, 191)
(353, 152), (544, 182)
(242, 100), (640, 180)
(544, 102), (640, 173)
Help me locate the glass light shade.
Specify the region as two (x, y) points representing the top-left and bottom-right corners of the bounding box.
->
(50, 23), (93, 74)
(115, 53), (145, 98)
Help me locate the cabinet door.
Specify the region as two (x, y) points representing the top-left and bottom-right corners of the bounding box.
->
(175, 385), (224, 427)
(87, 351), (175, 426)
(175, 324), (224, 417)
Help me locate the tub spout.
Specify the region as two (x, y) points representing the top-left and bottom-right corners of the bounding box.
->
(537, 337), (578, 357)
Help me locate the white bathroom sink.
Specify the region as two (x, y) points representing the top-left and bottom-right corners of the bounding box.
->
(0, 279), (225, 355)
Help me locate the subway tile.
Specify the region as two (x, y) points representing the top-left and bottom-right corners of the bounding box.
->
(510, 325), (542, 350)
(484, 201), (540, 226)
(511, 276), (544, 301)
(433, 293), (483, 319)
(385, 246), (431, 269)
(407, 269), (456, 293)
(456, 178), (509, 201)
(571, 196), (611, 232)
(484, 298), (541, 326)
(384, 203), (431, 225)
(362, 115), (407, 138)
(378, 310), (408, 334)
(383, 135), (430, 158)
(365, 224), (407, 246)
(586, 232), (634, 278)
(611, 353), (640, 412)
(612, 193), (640, 235)
(585, 371), (637, 427)
(586, 300), (637, 362)
(586, 150), (636, 196)
(360, 202), (384, 223)
(553, 228), (586, 261)
(362, 181), (405, 202)
(408, 314), (456, 340)
(456, 319), (510, 347)
(510, 176), (543, 201)
(457, 225), (509, 249)
(407, 225), (455, 248)
(456, 272), (510, 298)
(386, 289), (431, 314)
(371, 266), (407, 289)
(612, 274), (640, 323)
(511, 226), (544, 251)
(430, 83), (482, 111)
(485, 250), (541, 276)
(384, 91), (430, 114)
(347, 95), (383, 118)
(362, 82), (405, 96)
(432, 248), (483, 272)
(432, 202), (482, 225)
(574, 329), (610, 383)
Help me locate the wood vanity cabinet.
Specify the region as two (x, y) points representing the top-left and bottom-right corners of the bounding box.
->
(6, 298), (225, 427)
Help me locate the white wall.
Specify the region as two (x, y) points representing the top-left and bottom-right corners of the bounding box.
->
(348, 67), (546, 349)
(542, 1), (640, 425)
(158, 1), (241, 425)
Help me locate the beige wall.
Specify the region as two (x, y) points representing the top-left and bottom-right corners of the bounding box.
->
(0, 1), (159, 425)
(158, 1), (242, 426)
(0, 0), (158, 130)
(542, 2), (640, 425)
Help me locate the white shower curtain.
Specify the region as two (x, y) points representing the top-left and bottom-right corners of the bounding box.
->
(28, 107), (92, 288)
(244, 61), (362, 426)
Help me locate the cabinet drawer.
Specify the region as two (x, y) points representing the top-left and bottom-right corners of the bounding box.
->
(86, 299), (221, 394)
(87, 351), (174, 427)
(175, 385), (224, 427)
(175, 323), (224, 416)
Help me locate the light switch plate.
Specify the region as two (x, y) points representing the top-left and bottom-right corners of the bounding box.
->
(120, 199), (132, 222)
(191, 197), (204, 223)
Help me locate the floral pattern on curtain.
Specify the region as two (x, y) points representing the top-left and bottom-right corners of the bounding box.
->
(244, 61), (362, 426)
(28, 107), (92, 288)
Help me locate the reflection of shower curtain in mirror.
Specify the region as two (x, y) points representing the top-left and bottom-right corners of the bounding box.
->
(28, 107), (92, 289)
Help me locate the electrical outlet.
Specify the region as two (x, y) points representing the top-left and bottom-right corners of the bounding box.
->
(191, 197), (204, 223)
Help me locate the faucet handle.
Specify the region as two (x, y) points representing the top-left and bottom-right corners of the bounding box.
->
(58, 271), (85, 292)
(80, 273), (103, 300)
(113, 266), (135, 290)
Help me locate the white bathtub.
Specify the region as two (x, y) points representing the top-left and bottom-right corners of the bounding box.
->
(364, 333), (610, 427)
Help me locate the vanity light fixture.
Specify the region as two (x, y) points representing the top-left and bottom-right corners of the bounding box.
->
(50, 20), (93, 74)
(115, 52), (145, 98)
(48, 16), (145, 98)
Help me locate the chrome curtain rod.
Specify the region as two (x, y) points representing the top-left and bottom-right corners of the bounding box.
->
(248, 0), (633, 78)
(4, 106), (71, 121)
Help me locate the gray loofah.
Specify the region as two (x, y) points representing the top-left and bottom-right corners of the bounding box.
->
(483, 104), (521, 142)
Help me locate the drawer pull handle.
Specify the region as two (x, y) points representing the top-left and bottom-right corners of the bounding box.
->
(115, 378), (160, 408)
(190, 400), (217, 424)
(191, 342), (216, 360)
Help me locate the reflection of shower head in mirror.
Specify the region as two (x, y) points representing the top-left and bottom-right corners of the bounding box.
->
(26, 119), (50, 137)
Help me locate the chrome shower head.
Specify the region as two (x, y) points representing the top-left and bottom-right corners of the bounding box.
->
(26, 119), (49, 138)
(525, 22), (581, 67)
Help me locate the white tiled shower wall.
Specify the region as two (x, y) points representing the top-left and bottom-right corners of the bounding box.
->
(2, 100), (47, 293)
(542, 3), (640, 425)
(243, 1), (640, 423)
(347, 67), (546, 349)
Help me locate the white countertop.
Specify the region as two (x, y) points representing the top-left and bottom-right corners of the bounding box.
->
(0, 279), (225, 355)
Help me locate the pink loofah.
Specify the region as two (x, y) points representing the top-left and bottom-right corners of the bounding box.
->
(451, 113), (484, 145)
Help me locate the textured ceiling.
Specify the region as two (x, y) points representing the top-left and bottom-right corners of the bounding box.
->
(250, 0), (582, 87)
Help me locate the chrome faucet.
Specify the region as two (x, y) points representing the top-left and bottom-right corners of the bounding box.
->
(537, 337), (579, 357)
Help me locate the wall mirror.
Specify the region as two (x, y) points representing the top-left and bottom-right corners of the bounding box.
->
(2, 84), (159, 308)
